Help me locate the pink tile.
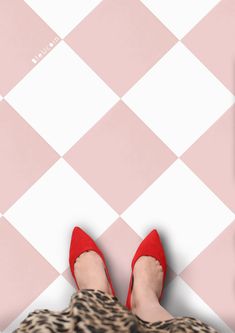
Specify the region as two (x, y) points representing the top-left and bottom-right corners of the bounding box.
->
(0, 100), (59, 213)
(182, 0), (235, 94)
(65, 0), (177, 96)
(96, 219), (142, 303)
(0, 217), (59, 330)
(181, 105), (235, 213)
(64, 101), (176, 214)
(180, 220), (235, 331)
(0, 0), (60, 95)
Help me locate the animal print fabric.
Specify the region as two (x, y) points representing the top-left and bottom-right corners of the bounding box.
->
(12, 289), (219, 332)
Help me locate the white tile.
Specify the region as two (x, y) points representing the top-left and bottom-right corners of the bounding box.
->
(24, 0), (102, 38)
(162, 276), (233, 333)
(3, 276), (76, 333)
(122, 42), (234, 156)
(5, 158), (118, 273)
(5, 41), (119, 155)
(121, 159), (234, 273)
(141, 0), (221, 39)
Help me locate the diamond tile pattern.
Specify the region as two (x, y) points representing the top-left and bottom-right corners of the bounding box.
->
(0, 1), (234, 333)
(0, 217), (59, 330)
(182, 0), (235, 95)
(24, 0), (103, 38)
(181, 105), (235, 213)
(64, 100), (176, 213)
(141, 0), (221, 39)
(122, 41), (234, 156)
(0, 100), (59, 213)
(65, 0), (177, 96)
(180, 220), (235, 332)
(0, 0), (60, 96)
(5, 159), (118, 273)
(5, 41), (119, 155)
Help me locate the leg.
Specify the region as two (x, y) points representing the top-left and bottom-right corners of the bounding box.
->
(131, 256), (174, 323)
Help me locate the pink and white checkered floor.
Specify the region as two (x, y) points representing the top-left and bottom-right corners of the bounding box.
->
(0, 1), (234, 332)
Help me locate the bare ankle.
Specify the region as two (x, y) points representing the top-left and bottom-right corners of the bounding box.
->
(132, 287), (159, 311)
(132, 300), (174, 323)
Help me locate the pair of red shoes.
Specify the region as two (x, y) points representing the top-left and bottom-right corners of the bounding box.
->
(69, 226), (167, 310)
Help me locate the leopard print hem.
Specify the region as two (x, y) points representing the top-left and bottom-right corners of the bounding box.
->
(12, 289), (219, 332)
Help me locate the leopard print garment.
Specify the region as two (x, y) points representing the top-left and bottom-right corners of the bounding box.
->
(12, 289), (219, 333)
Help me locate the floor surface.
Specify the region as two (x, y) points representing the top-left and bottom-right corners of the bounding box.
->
(0, 1), (234, 332)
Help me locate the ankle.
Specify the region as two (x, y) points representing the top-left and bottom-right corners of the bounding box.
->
(133, 304), (174, 323)
(132, 298), (161, 321)
(132, 287), (159, 310)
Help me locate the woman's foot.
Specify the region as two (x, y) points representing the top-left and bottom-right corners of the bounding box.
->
(74, 250), (112, 295)
(130, 256), (173, 322)
(131, 255), (164, 309)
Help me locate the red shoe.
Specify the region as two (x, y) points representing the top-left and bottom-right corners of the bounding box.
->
(125, 229), (167, 310)
(69, 226), (116, 297)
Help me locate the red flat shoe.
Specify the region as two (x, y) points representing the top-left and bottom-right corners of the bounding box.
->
(125, 229), (167, 310)
(69, 226), (116, 297)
